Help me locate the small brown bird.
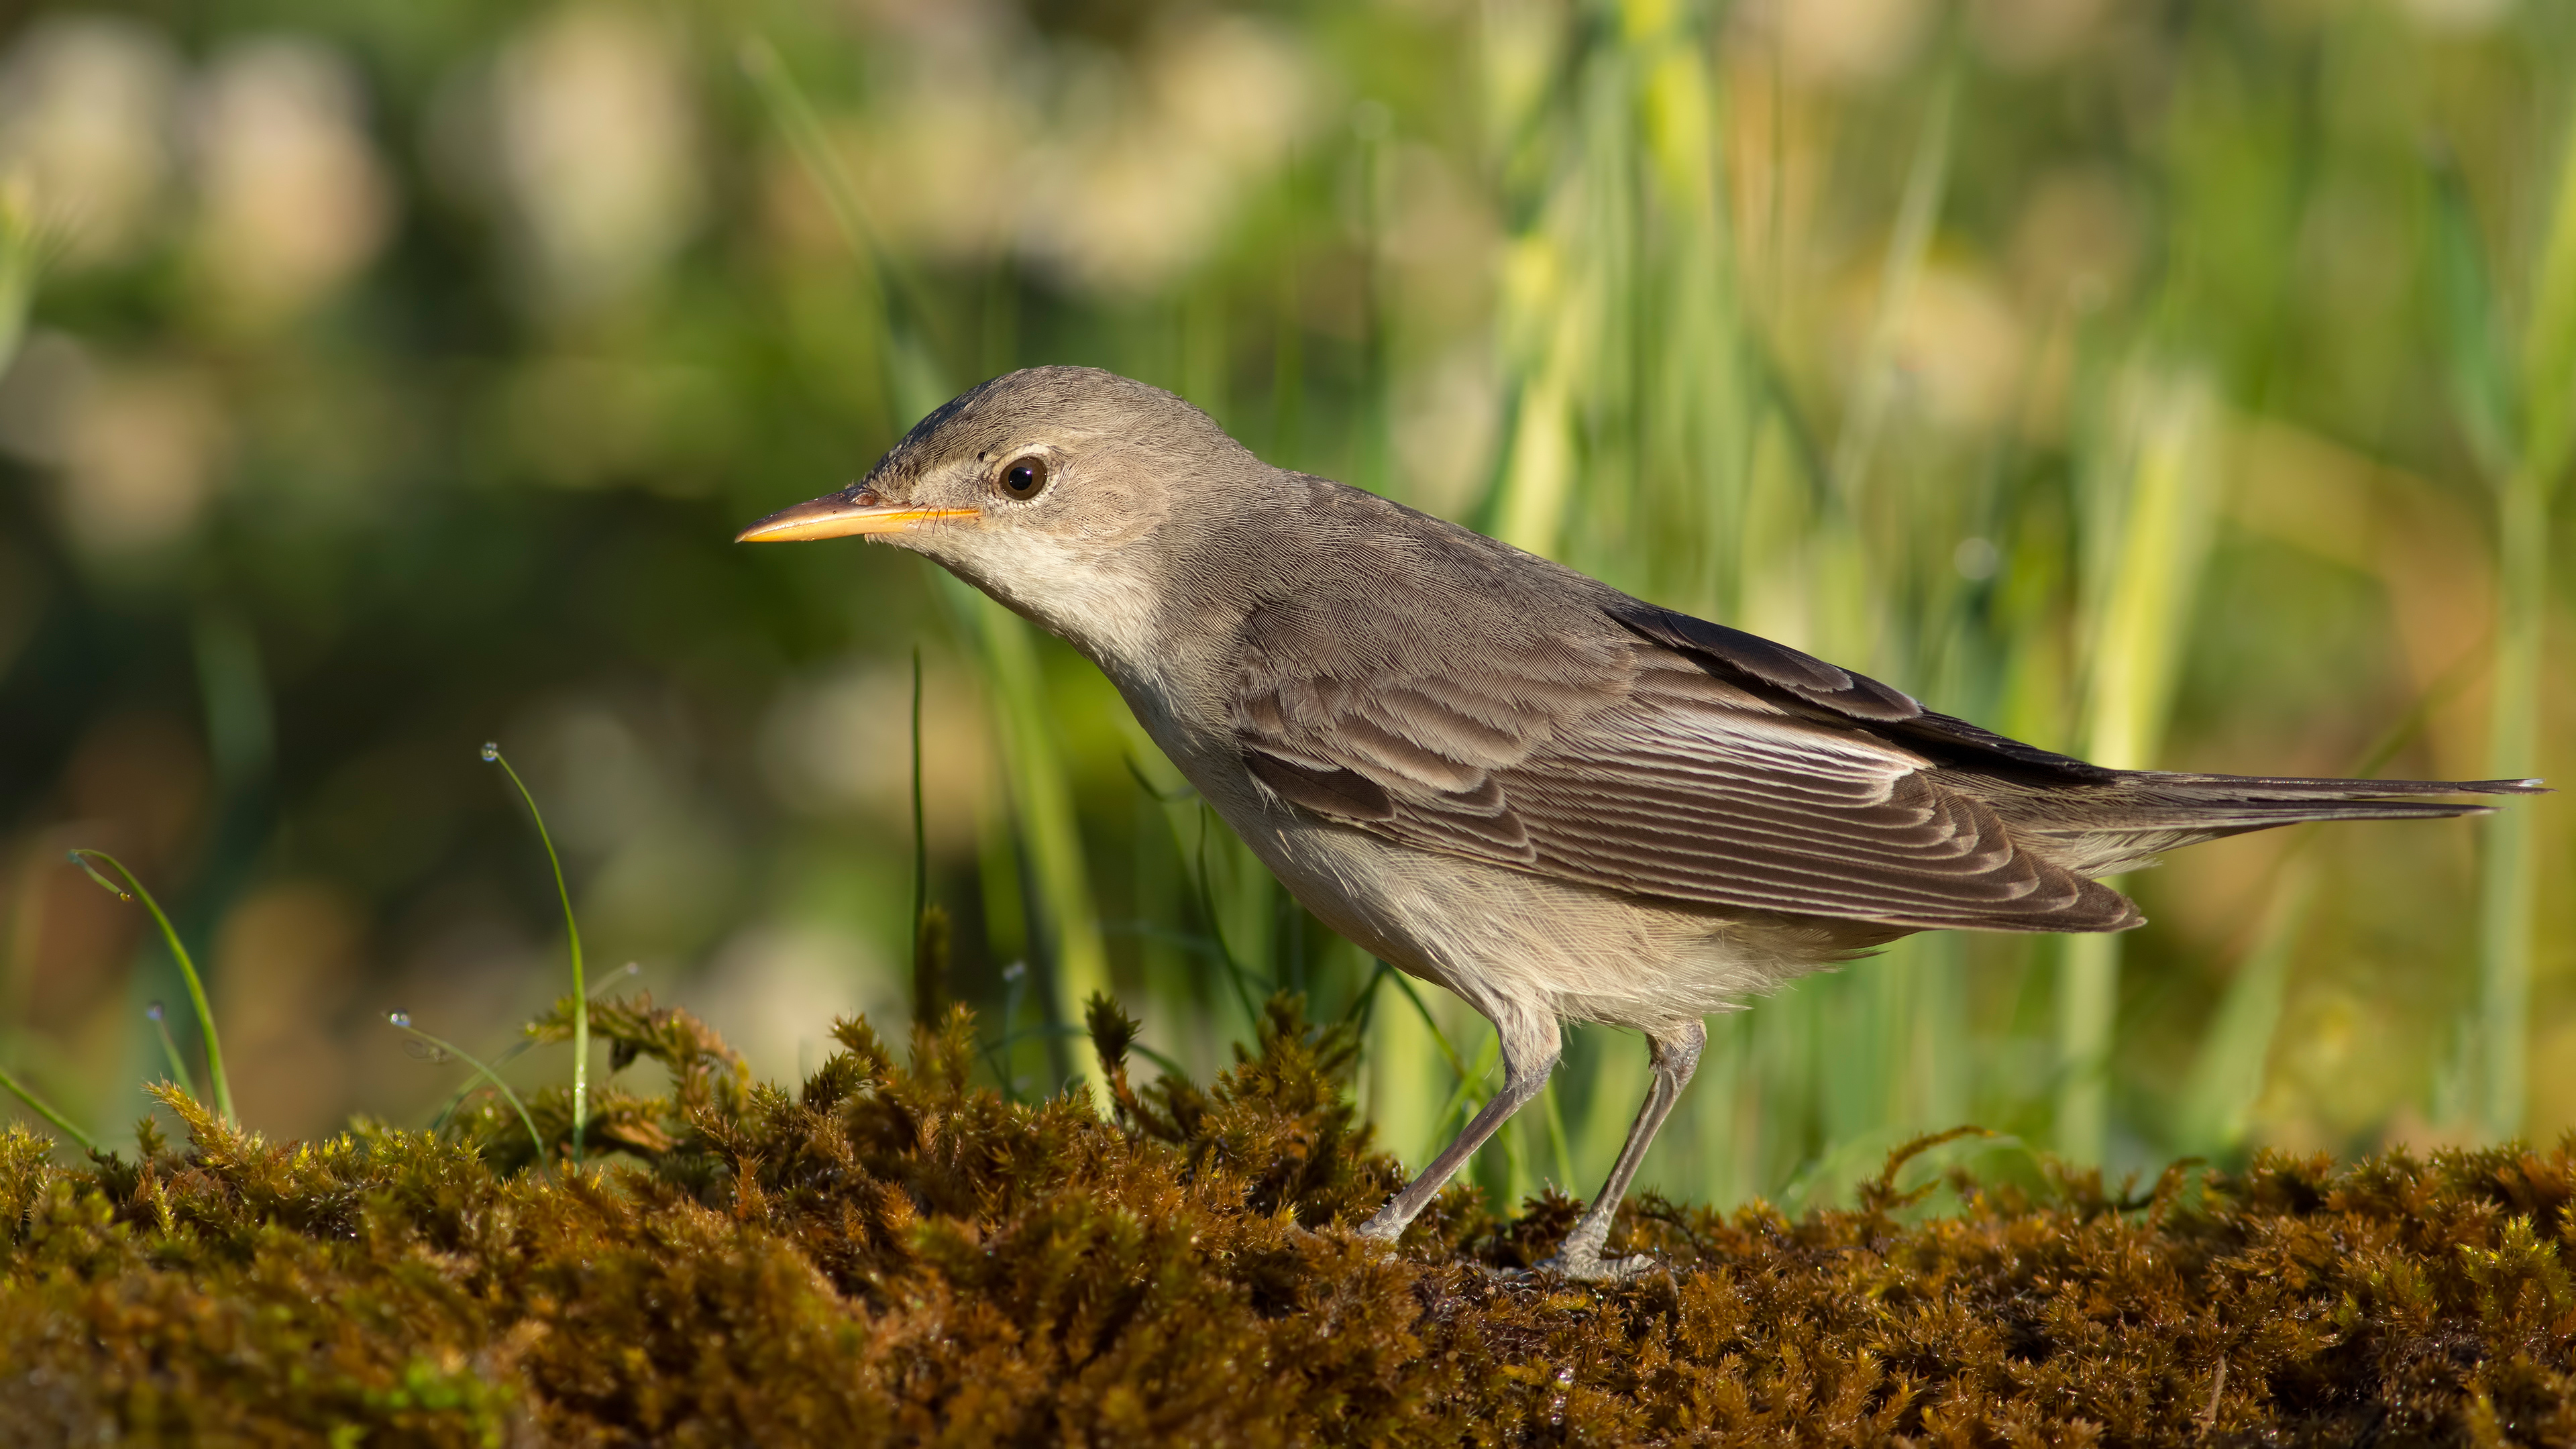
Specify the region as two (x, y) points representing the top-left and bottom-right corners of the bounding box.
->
(739, 367), (2538, 1279)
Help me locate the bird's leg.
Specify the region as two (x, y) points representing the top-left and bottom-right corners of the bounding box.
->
(1537, 1020), (1706, 1281)
(1354, 1011), (1558, 1244)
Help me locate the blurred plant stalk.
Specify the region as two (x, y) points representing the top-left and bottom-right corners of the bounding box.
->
(745, 36), (1110, 1104)
(2056, 372), (2219, 1165)
(481, 747), (588, 1165)
(2424, 87), (2576, 1144)
(2466, 105), (2576, 1144)
(2174, 861), (2318, 1156)
(0, 176), (57, 1148)
(67, 851), (236, 1126)
(0, 1060), (94, 1155)
(0, 176), (40, 376)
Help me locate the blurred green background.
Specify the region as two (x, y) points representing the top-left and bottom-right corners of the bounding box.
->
(1, 0), (2569, 1211)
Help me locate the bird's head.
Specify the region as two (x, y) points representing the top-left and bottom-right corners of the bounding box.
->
(737, 366), (1265, 665)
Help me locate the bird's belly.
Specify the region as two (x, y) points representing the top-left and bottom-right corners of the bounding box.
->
(1115, 688), (1862, 1031)
(1221, 799), (1824, 1034)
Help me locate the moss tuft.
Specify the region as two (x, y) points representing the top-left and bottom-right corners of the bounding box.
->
(2, 994), (2571, 1444)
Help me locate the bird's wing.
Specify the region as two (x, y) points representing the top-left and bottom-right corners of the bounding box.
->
(1604, 600), (2118, 779)
(1232, 596), (2137, 932)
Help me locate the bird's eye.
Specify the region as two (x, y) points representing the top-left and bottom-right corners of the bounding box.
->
(997, 455), (1050, 500)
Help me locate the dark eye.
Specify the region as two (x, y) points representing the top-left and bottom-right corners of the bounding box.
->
(998, 454), (1050, 500)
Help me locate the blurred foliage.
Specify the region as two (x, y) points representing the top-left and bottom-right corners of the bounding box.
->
(3, 995), (2575, 1442)
(0, 0), (2570, 1226)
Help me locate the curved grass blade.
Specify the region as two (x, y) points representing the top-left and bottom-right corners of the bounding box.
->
(389, 1011), (546, 1169)
(0, 1060), (96, 1155)
(145, 1001), (197, 1099)
(481, 744), (588, 1167)
(66, 849), (232, 1125)
(429, 963), (639, 1133)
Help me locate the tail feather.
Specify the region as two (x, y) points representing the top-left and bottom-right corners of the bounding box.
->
(2126, 770), (2544, 799)
(1967, 771), (2546, 878)
(2098, 771), (2543, 830)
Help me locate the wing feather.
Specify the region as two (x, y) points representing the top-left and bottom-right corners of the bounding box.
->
(1232, 598), (2137, 932)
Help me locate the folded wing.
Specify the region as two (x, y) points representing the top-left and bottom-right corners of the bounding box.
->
(1232, 596), (2141, 933)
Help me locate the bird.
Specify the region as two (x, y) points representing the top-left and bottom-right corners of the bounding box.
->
(737, 366), (2540, 1279)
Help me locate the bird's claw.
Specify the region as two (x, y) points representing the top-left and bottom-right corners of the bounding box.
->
(1352, 1212), (1407, 1244)
(1530, 1250), (1664, 1283)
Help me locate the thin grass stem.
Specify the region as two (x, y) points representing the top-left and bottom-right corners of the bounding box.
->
(1541, 1078), (1576, 1192)
(480, 745), (586, 1167)
(1192, 806), (1270, 1038)
(1425, 1031), (1502, 1150)
(913, 648), (927, 934)
(736, 35), (953, 362)
(66, 850), (232, 1126)
(390, 1012), (545, 1169)
(0, 1060), (96, 1155)
(2054, 372), (2220, 1162)
(1385, 971), (1472, 1083)
(2475, 470), (2544, 1140)
(146, 1002), (195, 1099)
(2174, 863), (2318, 1155)
(910, 647), (943, 1027)
(1826, 62), (1957, 516)
(429, 963), (636, 1132)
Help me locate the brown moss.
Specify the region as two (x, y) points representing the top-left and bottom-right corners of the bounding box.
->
(2, 992), (2571, 1446)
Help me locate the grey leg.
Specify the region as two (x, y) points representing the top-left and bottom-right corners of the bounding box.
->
(1355, 1010), (1559, 1243)
(1537, 1020), (1706, 1281)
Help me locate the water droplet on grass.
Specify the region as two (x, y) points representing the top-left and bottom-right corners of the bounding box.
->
(480, 742), (500, 763)
(146, 1001), (164, 1022)
(388, 1010), (412, 1028)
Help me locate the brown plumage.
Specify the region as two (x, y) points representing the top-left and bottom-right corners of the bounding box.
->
(739, 366), (2541, 1279)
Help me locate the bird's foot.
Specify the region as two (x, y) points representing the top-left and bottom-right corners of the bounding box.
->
(1531, 1248), (1663, 1283)
(1352, 1209), (1407, 1244)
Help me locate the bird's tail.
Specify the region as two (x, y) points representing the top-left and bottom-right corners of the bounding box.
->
(2104, 769), (2541, 824)
(1999, 771), (2545, 877)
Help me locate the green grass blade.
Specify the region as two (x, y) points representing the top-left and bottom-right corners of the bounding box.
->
(0, 178), (48, 382)
(1425, 1030), (1503, 1156)
(480, 747), (587, 1168)
(426, 963), (637, 1134)
(1572, 1028), (1649, 1195)
(910, 647), (945, 1028)
(1826, 62), (1957, 516)
(2055, 372), (2221, 1163)
(66, 850), (233, 1126)
(146, 1002), (196, 1100)
(390, 1012), (546, 1169)
(950, 580), (1114, 1104)
(736, 34), (953, 364)
(0, 1060), (96, 1155)
(748, 27), (1125, 1112)
(2475, 468), (2544, 1141)
(2468, 91), (2576, 1143)
(2518, 99), (2576, 490)
(2428, 156), (2515, 480)
(2174, 861), (2317, 1157)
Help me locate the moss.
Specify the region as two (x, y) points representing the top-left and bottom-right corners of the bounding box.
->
(2, 994), (2571, 1446)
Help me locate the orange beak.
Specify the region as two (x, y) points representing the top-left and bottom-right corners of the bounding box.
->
(733, 488), (979, 543)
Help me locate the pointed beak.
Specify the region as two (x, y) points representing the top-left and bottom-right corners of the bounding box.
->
(733, 488), (979, 543)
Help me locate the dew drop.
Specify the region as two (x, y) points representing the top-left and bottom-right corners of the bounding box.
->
(146, 1001), (164, 1022)
(479, 742), (500, 763)
(388, 1010), (412, 1029)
